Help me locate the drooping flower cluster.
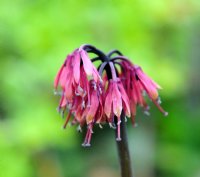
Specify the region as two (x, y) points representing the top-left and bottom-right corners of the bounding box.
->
(54, 44), (168, 146)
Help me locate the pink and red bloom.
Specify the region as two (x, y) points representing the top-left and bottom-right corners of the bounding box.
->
(54, 44), (168, 146)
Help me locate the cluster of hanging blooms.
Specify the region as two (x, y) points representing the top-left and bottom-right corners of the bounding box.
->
(54, 44), (168, 147)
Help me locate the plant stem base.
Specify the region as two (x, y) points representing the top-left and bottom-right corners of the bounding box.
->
(116, 112), (133, 177)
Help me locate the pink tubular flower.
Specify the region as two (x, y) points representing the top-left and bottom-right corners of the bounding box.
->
(104, 79), (130, 140)
(54, 45), (104, 146)
(115, 57), (168, 126)
(54, 45), (168, 147)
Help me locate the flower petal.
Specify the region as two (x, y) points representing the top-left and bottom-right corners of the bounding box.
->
(112, 82), (122, 118)
(104, 82), (113, 118)
(73, 51), (81, 84)
(54, 62), (65, 89)
(80, 49), (93, 76)
(118, 82), (130, 117)
(135, 67), (159, 100)
(86, 90), (99, 124)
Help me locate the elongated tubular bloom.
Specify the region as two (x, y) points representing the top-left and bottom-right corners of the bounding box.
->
(54, 44), (168, 146)
(104, 79), (131, 140)
(112, 56), (168, 125)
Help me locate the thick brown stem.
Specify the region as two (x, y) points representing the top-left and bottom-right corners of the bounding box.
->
(116, 112), (133, 177)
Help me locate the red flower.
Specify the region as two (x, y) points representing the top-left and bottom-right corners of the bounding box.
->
(104, 79), (130, 140)
(54, 45), (168, 146)
(117, 58), (168, 126)
(54, 45), (105, 146)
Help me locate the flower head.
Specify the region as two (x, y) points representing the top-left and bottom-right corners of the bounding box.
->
(54, 45), (168, 146)
(117, 57), (168, 125)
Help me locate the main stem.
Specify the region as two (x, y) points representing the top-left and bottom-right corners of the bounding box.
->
(97, 50), (133, 177)
(115, 112), (133, 177)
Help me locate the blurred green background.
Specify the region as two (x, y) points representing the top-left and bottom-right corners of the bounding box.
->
(0, 0), (200, 177)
